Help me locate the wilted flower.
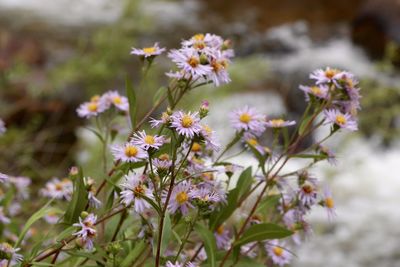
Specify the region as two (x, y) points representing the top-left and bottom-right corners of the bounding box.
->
(111, 142), (147, 163)
(130, 42), (166, 58)
(131, 131), (165, 150)
(298, 181), (318, 207)
(170, 111), (202, 138)
(73, 213), (97, 251)
(323, 109), (358, 131)
(120, 174), (153, 213)
(150, 112), (171, 128)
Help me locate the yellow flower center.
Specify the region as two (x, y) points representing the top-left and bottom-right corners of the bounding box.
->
(191, 142), (202, 152)
(194, 42), (206, 50)
(84, 220), (94, 227)
(202, 172), (214, 181)
(239, 113), (251, 123)
(310, 86), (322, 95)
(335, 114), (347, 125)
(273, 246), (283, 257)
(55, 183), (63, 191)
(270, 119), (285, 127)
(134, 185), (145, 196)
(124, 145), (138, 157)
(202, 125), (212, 135)
(325, 69), (339, 79)
(90, 95), (100, 102)
(87, 102), (98, 112)
(193, 33), (205, 41)
(159, 153), (170, 161)
(246, 138), (258, 146)
(143, 47), (156, 54)
(188, 57), (199, 68)
(2, 242), (12, 250)
(113, 96), (122, 104)
(211, 60), (223, 72)
(181, 115), (194, 128)
(216, 225), (224, 235)
(302, 184), (313, 194)
(144, 135), (155, 145)
(325, 197), (334, 208)
(176, 191), (188, 204)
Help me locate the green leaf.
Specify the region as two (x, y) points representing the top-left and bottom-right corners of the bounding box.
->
(160, 213), (172, 256)
(16, 199), (60, 247)
(235, 167), (253, 200)
(167, 86), (174, 106)
(234, 223), (293, 247)
(66, 250), (107, 265)
(63, 168), (88, 225)
(195, 223), (217, 267)
(126, 75), (137, 129)
(153, 86), (166, 104)
(289, 154), (326, 160)
(298, 115), (313, 136)
(121, 240), (146, 267)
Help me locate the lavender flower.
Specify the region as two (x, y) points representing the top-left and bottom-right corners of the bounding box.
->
(299, 84), (329, 100)
(0, 173), (8, 183)
(165, 181), (193, 215)
(103, 91), (129, 111)
(323, 186), (336, 220)
(310, 67), (342, 85)
(214, 225), (231, 250)
(165, 261), (183, 267)
(229, 106), (266, 136)
(131, 131), (165, 150)
(41, 178), (73, 201)
(0, 243), (23, 265)
(200, 124), (221, 151)
(265, 118), (296, 128)
(298, 181), (318, 207)
(0, 119), (6, 135)
(0, 207), (10, 224)
(208, 52), (231, 86)
(130, 42), (166, 58)
(265, 240), (292, 266)
(76, 98), (108, 118)
(170, 111), (202, 138)
(120, 174), (153, 213)
(111, 142), (147, 163)
(150, 112), (171, 128)
(73, 213), (97, 251)
(168, 48), (213, 79)
(323, 109), (358, 131)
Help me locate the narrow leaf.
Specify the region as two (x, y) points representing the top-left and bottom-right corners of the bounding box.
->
(195, 223), (217, 267)
(160, 213), (172, 256)
(234, 223), (293, 247)
(63, 168), (88, 224)
(126, 75), (137, 129)
(120, 240), (146, 267)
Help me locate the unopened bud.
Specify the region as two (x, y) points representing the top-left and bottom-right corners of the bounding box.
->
(199, 54), (209, 65)
(80, 211), (89, 219)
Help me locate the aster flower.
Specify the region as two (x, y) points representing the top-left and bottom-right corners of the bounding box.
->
(165, 181), (193, 215)
(170, 111), (202, 138)
(0, 119), (6, 135)
(152, 157), (172, 175)
(214, 225), (231, 250)
(190, 186), (221, 206)
(323, 186), (336, 221)
(41, 178), (73, 201)
(208, 52), (231, 86)
(131, 131), (165, 150)
(0, 242), (23, 264)
(168, 48), (213, 79)
(0, 172), (8, 183)
(9, 176), (31, 199)
(299, 84), (329, 100)
(0, 207), (10, 224)
(165, 261), (183, 267)
(103, 91), (129, 111)
(323, 109), (358, 131)
(85, 177), (102, 209)
(265, 118), (296, 128)
(119, 174), (153, 213)
(265, 240), (292, 266)
(229, 106), (266, 136)
(298, 181), (318, 207)
(200, 124), (221, 151)
(73, 213), (97, 251)
(44, 212), (59, 224)
(111, 142), (147, 163)
(130, 42), (166, 58)
(76, 98), (108, 118)
(149, 112), (171, 128)
(310, 67), (343, 85)
(318, 145), (337, 165)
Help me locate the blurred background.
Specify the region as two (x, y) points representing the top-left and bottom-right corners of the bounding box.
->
(1, 0), (400, 266)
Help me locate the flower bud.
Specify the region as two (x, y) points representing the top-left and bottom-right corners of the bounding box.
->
(69, 166), (79, 179)
(80, 211), (89, 219)
(199, 100), (209, 118)
(199, 54), (209, 65)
